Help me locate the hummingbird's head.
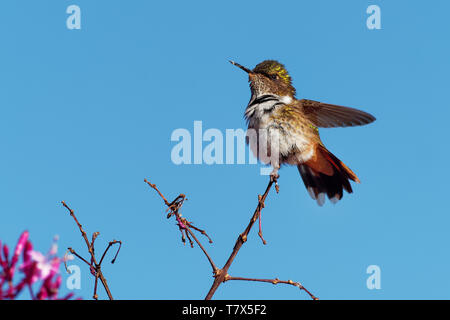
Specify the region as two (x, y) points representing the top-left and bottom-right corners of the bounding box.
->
(230, 60), (296, 98)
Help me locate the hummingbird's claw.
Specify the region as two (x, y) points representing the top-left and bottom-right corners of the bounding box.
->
(270, 168), (279, 180)
(270, 170), (280, 193)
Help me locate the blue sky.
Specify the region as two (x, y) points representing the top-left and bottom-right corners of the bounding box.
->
(1, 0), (449, 299)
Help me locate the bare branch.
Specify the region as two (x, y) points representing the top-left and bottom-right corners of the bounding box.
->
(204, 177), (277, 300)
(145, 176), (318, 300)
(61, 201), (121, 300)
(145, 179), (218, 273)
(99, 240), (122, 266)
(224, 276), (318, 300)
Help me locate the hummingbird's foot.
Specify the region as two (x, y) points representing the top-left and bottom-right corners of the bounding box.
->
(270, 170), (280, 193)
(269, 168), (279, 180)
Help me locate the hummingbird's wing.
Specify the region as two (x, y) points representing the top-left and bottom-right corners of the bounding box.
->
(297, 99), (376, 128)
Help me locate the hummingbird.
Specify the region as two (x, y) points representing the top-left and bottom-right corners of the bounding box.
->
(230, 60), (376, 206)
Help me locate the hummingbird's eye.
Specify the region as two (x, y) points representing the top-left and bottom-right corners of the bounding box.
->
(270, 74), (278, 80)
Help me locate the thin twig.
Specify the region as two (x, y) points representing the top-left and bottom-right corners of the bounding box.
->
(91, 232), (100, 253)
(67, 247), (91, 267)
(144, 179), (171, 206)
(61, 201), (121, 300)
(189, 224), (213, 244)
(224, 276), (318, 300)
(93, 273), (99, 300)
(144, 179), (218, 273)
(257, 195), (267, 245)
(99, 240), (122, 266)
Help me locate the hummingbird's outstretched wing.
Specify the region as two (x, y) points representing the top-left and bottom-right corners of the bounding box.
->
(297, 99), (376, 128)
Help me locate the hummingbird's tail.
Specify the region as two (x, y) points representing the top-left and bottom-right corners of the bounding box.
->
(297, 145), (360, 206)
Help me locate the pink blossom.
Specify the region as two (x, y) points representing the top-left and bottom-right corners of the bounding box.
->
(1, 231), (29, 284)
(27, 251), (60, 281)
(21, 235), (60, 283)
(11, 231), (29, 267)
(0, 232), (78, 300)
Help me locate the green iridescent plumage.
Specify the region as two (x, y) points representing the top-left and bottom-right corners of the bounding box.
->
(252, 60), (296, 96)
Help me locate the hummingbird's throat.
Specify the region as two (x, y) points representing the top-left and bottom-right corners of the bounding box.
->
(280, 95), (293, 104)
(244, 93), (292, 120)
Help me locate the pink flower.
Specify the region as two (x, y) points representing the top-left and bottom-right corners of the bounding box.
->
(21, 235), (60, 283)
(27, 251), (60, 281)
(11, 231), (29, 268)
(1, 231), (29, 283)
(1, 232), (78, 300)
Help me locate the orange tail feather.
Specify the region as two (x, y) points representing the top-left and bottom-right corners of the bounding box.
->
(298, 145), (360, 206)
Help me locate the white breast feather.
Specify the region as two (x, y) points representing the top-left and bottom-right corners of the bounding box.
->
(245, 94), (313, 165)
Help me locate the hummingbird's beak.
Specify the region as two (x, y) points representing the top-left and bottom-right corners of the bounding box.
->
(229, 60), (253, 74)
